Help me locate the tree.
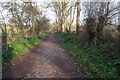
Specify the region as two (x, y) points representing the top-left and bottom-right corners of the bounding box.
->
(37, 15), (50, 33)
(82, 1), (119, 42)
(96, 2), (119, 40)
(76, 0), (80, 35)
(50, 0), (76, 32)
(0, 2), (11, 45)
(0, 9), (7, 45)
(22, 2), (38, 35)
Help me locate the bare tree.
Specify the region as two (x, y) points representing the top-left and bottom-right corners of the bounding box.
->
(82, 1), (119, 42)
(50, 0), (76, 32)
(76, 0), (80, 35)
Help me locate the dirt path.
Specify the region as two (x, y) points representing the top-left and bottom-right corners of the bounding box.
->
(2, 33), (82, 78)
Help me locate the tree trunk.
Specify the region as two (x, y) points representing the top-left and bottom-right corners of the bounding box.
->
(86, 18), (95, 43)
(97, 16), (105, 40)
(76, 0), (80, 35)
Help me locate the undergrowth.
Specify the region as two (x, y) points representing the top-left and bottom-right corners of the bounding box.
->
(56, 32), (120, 78)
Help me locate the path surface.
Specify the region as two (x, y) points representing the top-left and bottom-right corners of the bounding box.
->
(3, 33), (82, 78)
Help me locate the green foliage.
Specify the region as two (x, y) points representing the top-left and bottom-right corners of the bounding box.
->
(27, 36), (39, 45)
(2, 44), (13, 64)
(57, 32), (77, 44)
(2, 34), (46, 65)
(56, 32), (120, 78)
(11, 38), (32, 54)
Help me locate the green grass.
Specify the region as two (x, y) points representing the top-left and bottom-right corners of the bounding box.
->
(2, 33), (46, 65)
(56, 32), (120, 78)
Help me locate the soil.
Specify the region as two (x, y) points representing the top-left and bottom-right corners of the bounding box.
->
(2, 33), (83, 78)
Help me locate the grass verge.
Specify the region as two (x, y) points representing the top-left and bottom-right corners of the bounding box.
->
(2, 33), (47, 66)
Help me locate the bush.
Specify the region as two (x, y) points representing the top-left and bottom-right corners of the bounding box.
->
(27, 36), (39, 45)
(56, 32), (120, 78)
(11, 38), (32, 54)
(2, 44), (13, 64)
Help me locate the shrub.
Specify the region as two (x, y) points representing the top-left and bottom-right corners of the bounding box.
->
(56, 32), (120, 78)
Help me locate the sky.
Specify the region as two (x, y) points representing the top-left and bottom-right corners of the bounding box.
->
(0, 0), (79, 24)
(0, 0), (119, 25)
(34, 0), (84, 24)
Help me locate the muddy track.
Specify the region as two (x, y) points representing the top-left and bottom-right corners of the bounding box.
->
(2, 33), (82, 78)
